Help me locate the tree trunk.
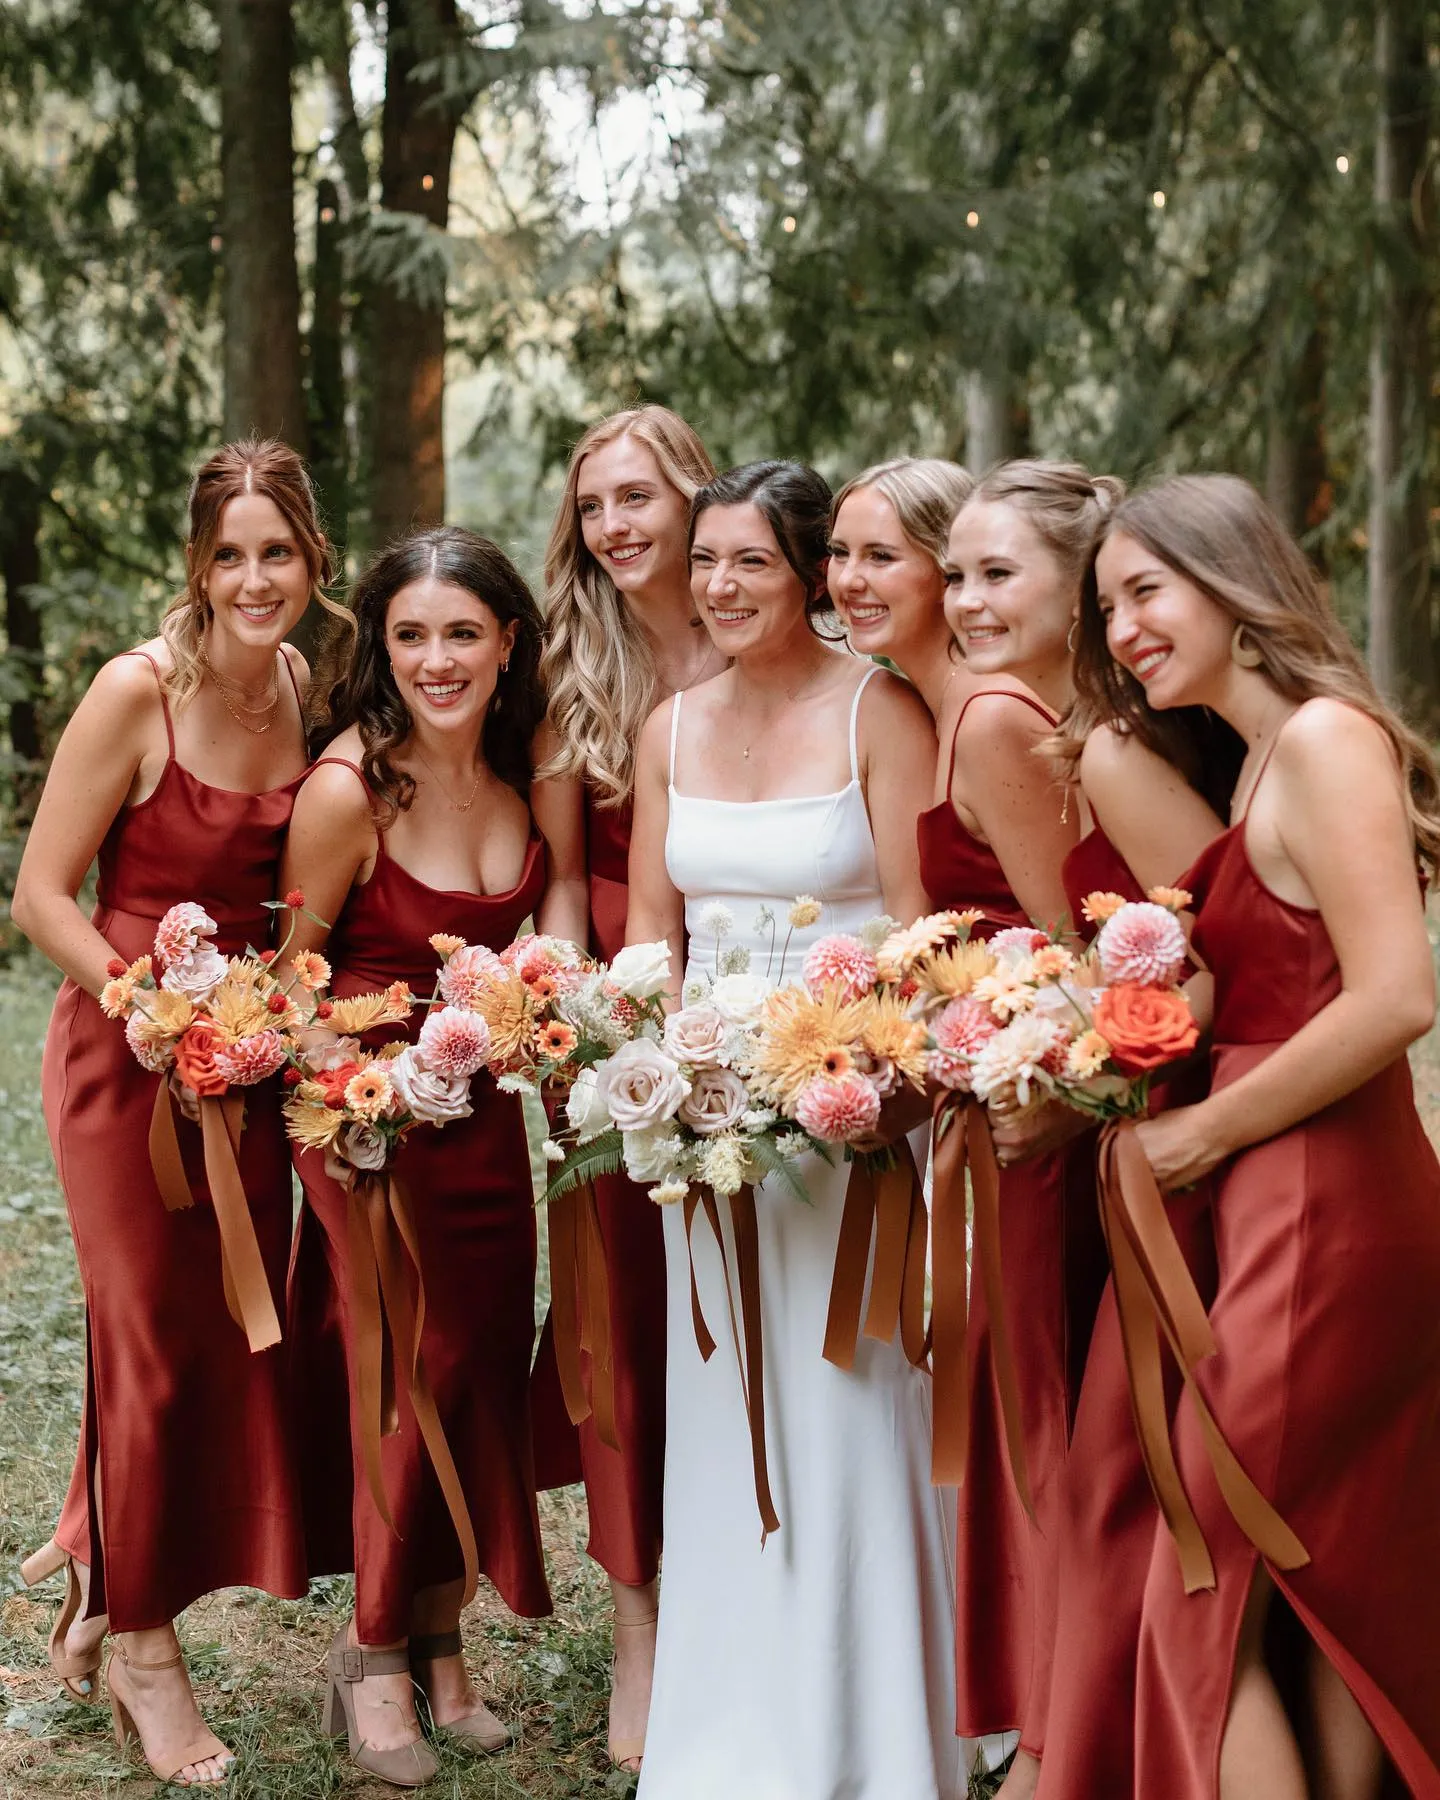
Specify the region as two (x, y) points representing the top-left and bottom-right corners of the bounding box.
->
(309, 176), (348, 558)
(219, 0), (307, 449)
(1367, 0), (1434, 725)
(1265, 313), (1330, 567)
(366, 0), (462, 546)
(1, 474), (44, 818)
(964, 361), (1030, 474)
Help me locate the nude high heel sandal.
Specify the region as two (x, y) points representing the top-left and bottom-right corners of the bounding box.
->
(609, 1611), (659, 1772)
(106, 1641), (233, 1786)
(19, 1540), (104, 1702)
(321, 1624), (438, 1788)
(409, 1629), (512, 1753)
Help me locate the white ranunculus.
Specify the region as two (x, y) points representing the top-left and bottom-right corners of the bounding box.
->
(339, 1121), (389, 1171)
(595, 1038), (689, 1131)
(678, 1066), (750, 1136)
(565, 1066), (613, 1142)
(662, 1005), (728, 1068)
(623, 1124), (683, 1182)
(159, 945), (228, 1004)
(386, 1045), (473, 1125)
(607, 941), (673, 1000)
(710, 971), (770, 1029)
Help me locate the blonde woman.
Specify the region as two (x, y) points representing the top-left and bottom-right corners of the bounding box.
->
(827, 456), (978, 719)
(530, 403), (721, 1770)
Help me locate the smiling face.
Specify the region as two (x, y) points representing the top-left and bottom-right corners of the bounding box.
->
(385, 578), (516, 735)
(827, 486), (946, 663)
(943, 499), (1076, 684)
(689, 502), (811, 657)
(1095, 531), (1235, 711)
(199, 493), (313, 649)
(575, 434), (692, 604)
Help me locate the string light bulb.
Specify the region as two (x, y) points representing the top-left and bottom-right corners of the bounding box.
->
(966, 210), (980, 228)
(782, 214), (797, 232)
(1152, 190), (1166, 209)
(1336, 154), (1350, 173)
(421, 173), (434, 191)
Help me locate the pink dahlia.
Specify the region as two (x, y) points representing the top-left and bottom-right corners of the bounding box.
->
(417, 1005), (492, 1078)
(802, 934), (878, 1004)
(1096, 902), (1187, 988)
(988, 926), (1049, 963)
(929, 995), (1001, 1090)
(125, 1009), (174, 1073)
(438, 943), (506, 1008)
(214, 1029), (288, 1086)
(154, 902), (217, 966)
(794, 1069), (882, 1144)
(499, 933), (537, 969)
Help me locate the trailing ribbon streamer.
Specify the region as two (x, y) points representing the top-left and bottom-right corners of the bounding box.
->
(928, 1097), (1034, 1519)
(683, 1185), (780, 1541)
(148, 1081), (282, 1354)
(346, 1169), (479, 1609)
(546, 1181), (618, 1450)
(823, 1142), (928, 1372)
(1097, 1120), (1309, 1593)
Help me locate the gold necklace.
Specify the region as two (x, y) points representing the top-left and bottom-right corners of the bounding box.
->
(199, 646), (280, 734)
(413, 748), (484, 813)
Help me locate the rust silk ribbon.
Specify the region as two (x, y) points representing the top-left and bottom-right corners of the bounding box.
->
(823, 1140), (929, 1374)
(148, 1081), (282, 1354)
(345, 1168), (479, 1610)
(682, 1184), (780, 1541)
(546, 1181), (619, 1450)
(928, 1096), (1035, 1517)
(1097, 1120), (1309, 1593)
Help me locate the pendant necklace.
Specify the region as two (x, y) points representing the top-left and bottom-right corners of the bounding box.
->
(414, 748), (484, 813)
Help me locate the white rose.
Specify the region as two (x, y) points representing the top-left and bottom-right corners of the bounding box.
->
(565, 1067), (613, 1143)
(159, 945), (228, 1004)
(339, 1121), (389, 1172)
(710, 972), (770, 1029)
(1031, 980), (1097, 1030)
(607, 941), (673, 1000)
(623, 1124), (683, 1182)
(678, 1066), (750, 1136)
(595, 1038), (690, 1131)
(386, 1045), (474, 1125)
(662, 1005), (728, 1068)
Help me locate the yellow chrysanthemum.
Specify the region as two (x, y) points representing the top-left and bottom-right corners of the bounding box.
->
(875, 911), (967, 982)
(129, 989), (195, 1046)
(284, 1095), (345, 1150)
(429, 933), (465, 956)
(208, 970), (275, 1040)
(327, 989), (407, 1035)
(750, 986), (867, 1110)
(855, 991), (929, 1087)
(471, 975), (532, 1066)
(909, 939), (996, 1003)
(1080, 891), (1128, 926)
(1147, 886), (1193, 914)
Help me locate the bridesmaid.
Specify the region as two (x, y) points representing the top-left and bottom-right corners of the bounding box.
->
(827, 456), (977, 719)
(11, 439), (335, 1785)
(529, 403), (721, 1769)
(281, 527), (554, 1787)
(918, 460), (1120, 1798)
(1099, 477), (1440, 1799)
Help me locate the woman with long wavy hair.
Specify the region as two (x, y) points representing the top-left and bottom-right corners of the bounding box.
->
(281, 527), (555, 1787)
(1094, 476), (1440, 1800)
(12, 439), (339, 1785)
(529, 403), (721, 1771)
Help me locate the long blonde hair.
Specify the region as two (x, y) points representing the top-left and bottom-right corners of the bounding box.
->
(1099, 474), (1440, 870)
(539, 405), (716, 805)
(160, 438), (342, 708)
(829, 457), (973, 568)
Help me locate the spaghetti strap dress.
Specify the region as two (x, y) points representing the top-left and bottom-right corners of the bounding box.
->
(528, 789), (667, 1586)
(42, 650), (308, 1630)
(1133, 757), (1440, 1799)
(916, 689), (1108, 1756)
(285, 759), (551, 1643)
(1033, 825), (1219, 1800)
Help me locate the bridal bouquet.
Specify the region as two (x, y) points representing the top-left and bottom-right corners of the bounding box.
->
(427, 929), (602, 1091)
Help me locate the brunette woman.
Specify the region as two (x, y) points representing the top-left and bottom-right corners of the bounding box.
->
(530, 403), (722, 1769)
(827, 456), (977, 719)
(918, 460), (1120, 1798)
(281, 528), (554, 1787)
(1098, 477), (1440, 1800)
(11, 439), (337, 1785)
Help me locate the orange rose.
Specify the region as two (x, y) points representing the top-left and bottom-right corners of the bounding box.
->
(1092, 983), (1198, 1075)
(173, 1018), (231, 1097)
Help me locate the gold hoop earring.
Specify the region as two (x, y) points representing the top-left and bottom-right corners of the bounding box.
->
(1231, 623), (1264, 669)
(1066, 619), (1080, 654)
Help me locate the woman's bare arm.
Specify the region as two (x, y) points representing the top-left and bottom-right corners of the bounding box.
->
(276, 760), (377, 963)
(624, 703), (686, 997)
(530, 724), (590, 950)
(860, 672), (935, 925)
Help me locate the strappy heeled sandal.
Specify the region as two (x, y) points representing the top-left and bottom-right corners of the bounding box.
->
(19, 1540), (105, 1702)
(609, 1610), (659, 1772)
(409, 1629), (512, 1753)
(106, 1640), (234, 1787)
(321, 1624), (438, 1789)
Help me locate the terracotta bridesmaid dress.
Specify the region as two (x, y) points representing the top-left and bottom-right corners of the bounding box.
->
(286, 759), (552, 1643)
(1132, 760), (1440, 1798)
(530, 790), (667, 1587)
(917, 690), (1108, 1758)
(42, 650), (308, 1628)
(1032, 824), (1218, 1800)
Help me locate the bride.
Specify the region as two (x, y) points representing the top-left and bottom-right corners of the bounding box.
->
(625, 459), (968, 1799)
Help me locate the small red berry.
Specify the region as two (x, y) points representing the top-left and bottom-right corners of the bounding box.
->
(268, 993), (288, 1013)
(259, 949), (277, 964)
(282, 1067), (303, 1087)
(106, 958), (126, 978)
(315, 1001), (334, 1019)
(284, 888), (305, 909)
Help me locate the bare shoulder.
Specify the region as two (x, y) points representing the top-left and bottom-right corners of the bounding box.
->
(1277, 695), (1393, 768)
(635, 694), (679, 775)
(301, 729), (369, 808)
(281, 643), (311, 689)
(1079, 720), (1174, 794)
(956, 688), (1055, 760)
(856, 664), (934, 744)
(77, 648), (168, 730)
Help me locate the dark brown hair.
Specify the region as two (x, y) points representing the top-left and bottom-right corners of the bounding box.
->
(690, 459), (844, 639)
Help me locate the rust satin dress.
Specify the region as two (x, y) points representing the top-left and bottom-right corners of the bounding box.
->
(43, 651), (307, 1630)
(1133, 814), (1440, 1798)
(529, 791), (667, 1586)
(286, 761), (551, 1642)
(917, 692), (1108, 1754)
(1032, 826), (1219, 1800)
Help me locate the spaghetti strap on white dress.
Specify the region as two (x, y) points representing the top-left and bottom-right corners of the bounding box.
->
(637, 667), (973, 1800)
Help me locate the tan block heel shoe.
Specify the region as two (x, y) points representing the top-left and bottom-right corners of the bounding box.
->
(321, 1624), (438, 1788)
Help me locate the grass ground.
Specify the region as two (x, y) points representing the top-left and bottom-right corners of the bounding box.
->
(7, 944), (1439, 1799)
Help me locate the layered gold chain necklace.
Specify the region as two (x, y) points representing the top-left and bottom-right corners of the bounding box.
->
(199, 645), (281, 735)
